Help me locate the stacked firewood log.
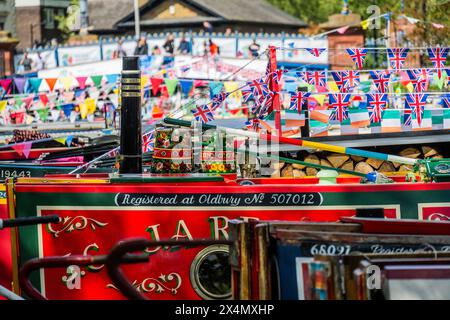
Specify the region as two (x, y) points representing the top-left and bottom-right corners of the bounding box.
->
(271, 146), (443, 178)
(11, 130), (51, 143)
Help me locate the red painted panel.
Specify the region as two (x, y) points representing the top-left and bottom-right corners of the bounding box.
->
(0, 201), (11, 300)
(36, 206), (395, 300)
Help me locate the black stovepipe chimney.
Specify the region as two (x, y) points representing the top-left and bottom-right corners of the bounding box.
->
(119, 56), (142, 174)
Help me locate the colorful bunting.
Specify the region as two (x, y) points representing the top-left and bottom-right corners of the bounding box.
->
(12, 141), (33, 158)
(369, 70), (391, 93)
(328, 93), (351, 123)
(342, 70), (360, 89)
(0, 100), (7, 112)
(0, 79), (12, 93)
(330, 72), (345, 92)
(349, 108), (370, 128)
(427, 47), (449, 78)
(76, 77), (88, 89)
(13, 78), (27, 94)
(289, 91), (311, 113)
(404, 93), (429, 126)
(28, 78), (43, 93)
(45, 78), (58, 92)
(164, 78), (179, 96)
(366, 93), (388, 123)
(191, 105), (214, 123)
(90, 75), (103, 88)
(245, 118), (261, 132)
(381, 109), (402, 133)
(387, 48), (409, 70)
(305, 48), (327, 57)
(179, 80), (194, 96)
(346, 48), (367, 70)
(306, 71), (327, 88)
(150, 77), (164, 96)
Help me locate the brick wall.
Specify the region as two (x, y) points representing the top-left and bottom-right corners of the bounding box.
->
(15, 6), (41, 50)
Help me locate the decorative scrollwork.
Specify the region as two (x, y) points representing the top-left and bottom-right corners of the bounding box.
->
(427, 213), (450, 221)
(106, 273), (182, 295)
(47, 216), (108, 238)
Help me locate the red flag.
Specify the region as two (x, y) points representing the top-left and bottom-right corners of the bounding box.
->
(39, 94), (49, 106)
(150, 78), (164, 96)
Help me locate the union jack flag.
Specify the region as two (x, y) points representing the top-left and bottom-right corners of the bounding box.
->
(108, 147), (119, 158)
(346, 48), (367, 70)
(428, 47), (449, 78)
(406, 69), (432, 92)
(245, 118), (261, 132)
(366, 93), (388, 123)
(329, 93), (351, 123)
(266, 69), (285, 85)
(242, 87), (254, 103)
(191, 105), (214, 123)
(307, 71), (327, 88)
(211, 91), (228, 111)
(342, 70), (360, 89)
(142, 130), (155, 153)
(305, 48), (327, 57)
(369, 70), (391, 93)
(404, 93), (428, 126)
(289, 91), (311, 113)
(330, 71), (346, 92)
(442, 94), (450, 108)
(296, 72), (308, 83)
(247, 79), (269, 99)
(256, 92), (274, 118)
(387, 48), (409, 70)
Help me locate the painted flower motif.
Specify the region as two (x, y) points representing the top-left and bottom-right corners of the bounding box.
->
(163, 140), (170, 148)
(156, 162), (164, 171)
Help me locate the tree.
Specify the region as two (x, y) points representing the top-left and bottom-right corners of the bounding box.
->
(55, 0), (80, 41)
(268, 0), (449, 46)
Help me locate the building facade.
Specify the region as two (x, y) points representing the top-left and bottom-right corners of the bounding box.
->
(15, 0), (72, 50)
(88, 0), (307, 35)
(0, 0), (16, 36)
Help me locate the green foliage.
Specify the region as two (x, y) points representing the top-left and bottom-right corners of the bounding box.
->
(268, 0), (449, 46)
(55, 0), (80, 40)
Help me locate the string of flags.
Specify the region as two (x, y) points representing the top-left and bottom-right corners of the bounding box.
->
(187, 46), (450, 138)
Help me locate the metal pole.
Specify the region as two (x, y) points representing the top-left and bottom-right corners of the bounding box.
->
(79, 0), (89, 30)
(134, 0), (141, 38)
(119, 56), (142, 174)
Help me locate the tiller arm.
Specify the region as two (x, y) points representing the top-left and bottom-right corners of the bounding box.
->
(106, 238), (233, 300)
(19, 254), (148, 300)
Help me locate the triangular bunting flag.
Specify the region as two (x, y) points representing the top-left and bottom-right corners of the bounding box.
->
(45, 78), (58, 92)
(90, 75), (103, 88)
(39, 94), (49, 107)
(141, 75), (150, 89)
(37, 108), (49, 121)
(0, 100), (7, 112)
(150, 77), (164, 96)
(209, 81), (224, 99)
(76, 77), (88, 89)
(62, 103), (74, 117)
(164, 78), (179, 96)
(179, 80), (194, 96)
(346, 48), (367, 70)
(105, 74), (119, 86)
(60, 77), (74, 91)
(28, 78), (43, 93)
(13, 78), (27, 94)
(0, 79), (12, 93)
(66, 135), (74, 147)
(12, 141), (33, 158)
(54, 137), (67, 145)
